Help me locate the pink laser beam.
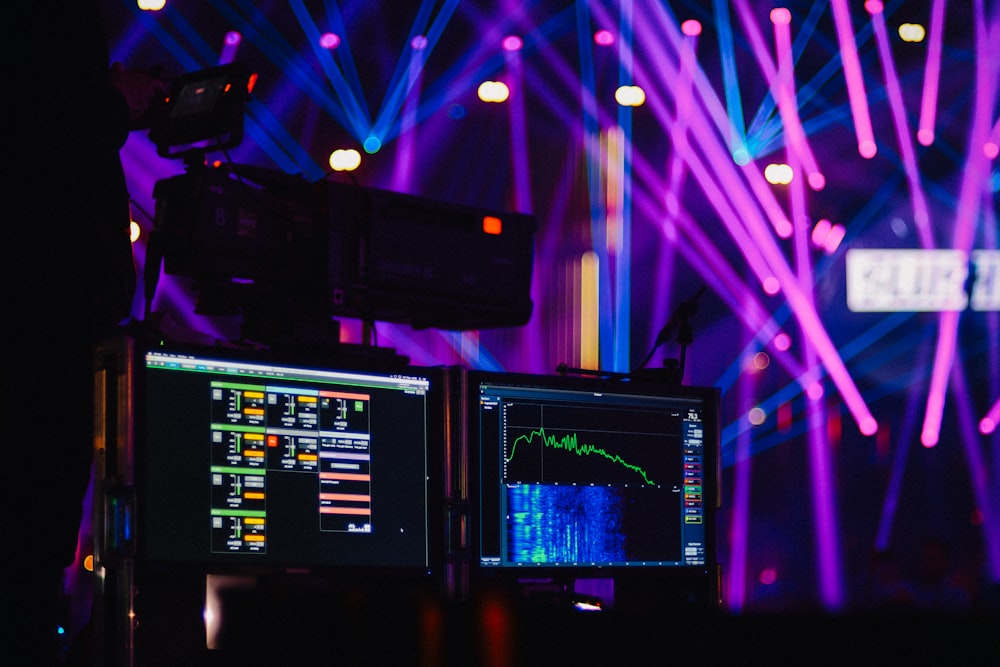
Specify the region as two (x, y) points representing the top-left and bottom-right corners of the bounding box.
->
(772, 10), (826, 191)
(982, 396), (1000, 435)
(628, 1), (877, 433)
(661, 92), (877, 434)
(868, 2), (936, 248)
(921, 1), (1000, 446)
(917, 0), (947, 146)
(830, 0), (878, 158)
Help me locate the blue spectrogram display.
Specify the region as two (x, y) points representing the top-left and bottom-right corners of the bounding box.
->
(507, 484), (626, 564)
(472, 373), (718, 571)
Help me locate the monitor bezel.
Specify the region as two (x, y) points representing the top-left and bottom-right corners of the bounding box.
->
(131, 338), (447, 580)
(464, 369), (720, 588)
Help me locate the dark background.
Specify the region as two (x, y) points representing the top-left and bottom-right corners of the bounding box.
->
(68, 0), (998, 633)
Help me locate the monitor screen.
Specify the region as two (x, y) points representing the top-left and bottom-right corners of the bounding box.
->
(468, 372), (719, 579)
(135, 343), (442, 574)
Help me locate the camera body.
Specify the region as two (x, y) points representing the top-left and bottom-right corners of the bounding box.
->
(144, 63), (536, 344)
(141, 63), (255, 157)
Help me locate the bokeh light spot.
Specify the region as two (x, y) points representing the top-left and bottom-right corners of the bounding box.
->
(681, 20), (702, 37)
(614, 85), (646, 107)
(319, 32), (341, 49)
(593, 29), (615, 46)
(764, 163), (794, 185)
(478, 81), (510, 103)
(753, 352), (771, 370)
(864, 0), (884, 14)
(502, 35), (523, 51)
(329, 148), (361, 172)
(899, 23), (926, 42)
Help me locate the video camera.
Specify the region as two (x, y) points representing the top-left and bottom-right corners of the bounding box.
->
(137, 62), (255, 159)
(143, 64), (536, 345)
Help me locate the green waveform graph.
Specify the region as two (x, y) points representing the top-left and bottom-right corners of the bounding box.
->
(506, 426), (655, 486)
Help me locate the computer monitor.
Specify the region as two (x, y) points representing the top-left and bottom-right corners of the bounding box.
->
(466, 371), (719, 600)
(134, 342), (443, 575)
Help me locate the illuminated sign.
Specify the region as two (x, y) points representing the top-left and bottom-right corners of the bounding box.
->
(845, 249), (999, 312)
(970, 250), (1000, 311)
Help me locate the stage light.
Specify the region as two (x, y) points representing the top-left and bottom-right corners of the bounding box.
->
(807, 172), (826, 190)
(899, 23), (926, 42)
(137, 0), (165, 10)
(811, 218), (832, 247)
(764, 163), (793, 185)
(502, 35), (523, 51)
(864, 0), (884, 14)
(860, 417), (879, 437)
(614, 85), (645, 107)
(773, 333), (791, 351)
(329, 148), (361, 171)
(681, 20), (702, 37)
(219, 31), (242, 65)
(984, 141), (999, 159)
(411, 35), (428, 50)
(478, 81), (509, 103)
(363, 136), (382, 153)
(130, 220), (141, 243)
(769, 8), (791, 25)
(593, 29), (615, 46)
(319, 32), (341, 49)
(811, 220), (846, 254)
(823, 224), (846, 254)
(763, 277), (781, 295)
(748, 407), (766, 426)
(753, 351), (770, 370)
